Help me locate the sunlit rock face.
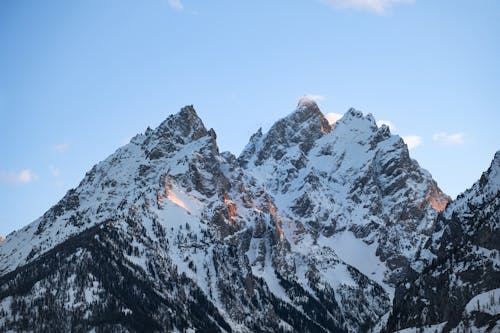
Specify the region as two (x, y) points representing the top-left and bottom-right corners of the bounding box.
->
(0, 100), (495, 333)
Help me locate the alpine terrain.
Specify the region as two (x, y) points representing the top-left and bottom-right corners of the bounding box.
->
(0, 98), (498, 333)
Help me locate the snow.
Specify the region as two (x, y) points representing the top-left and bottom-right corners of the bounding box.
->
(319, 231), (394, 299)
(369, 311), (390, 333)
(393, 322), (447, 333)
(166, 191), (191, 212)
(0, 296), (13, 326)
(248, 238), (292, 303)
(278, 319), (294, 332)
(124, 239), (148, 270)
(326, 264), (356, 288)
(465, 288), (500, 315)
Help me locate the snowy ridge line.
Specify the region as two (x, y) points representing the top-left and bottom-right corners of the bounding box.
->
(1, 101), (496, 333)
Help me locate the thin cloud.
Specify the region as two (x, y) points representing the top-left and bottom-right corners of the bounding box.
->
(325, 112), (343, 125)
(53, 143), (70, 153)
(0, 169), (37, 185)
(168, 0), (183, 10)
(402, 135), (422, 149)
(376, 120), (395, 131)
(49, 165), (60, 177)
(305, 94), (326, 102)
(432, 132), (465, 146)
(322, 0), (415, 14)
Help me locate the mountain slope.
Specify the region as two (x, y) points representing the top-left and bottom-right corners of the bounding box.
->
(385, 151), (500, 333)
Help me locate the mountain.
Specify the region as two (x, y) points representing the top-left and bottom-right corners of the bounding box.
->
(385, 151), (500, 333)
(0, 100), (497, 333)
(239, 99), (449, 288)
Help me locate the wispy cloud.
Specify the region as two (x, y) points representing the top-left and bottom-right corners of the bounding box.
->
(0, 169), (37, 185)
(402, 135), (422, 149)
(325, 112), (343, 125)
(168, 0), (183, 10)
(305, 94), (326, 102)
(53, 143), (70, 153)
(49, 165), (60, 177)
(376, 119), (395, 131)
(322, 0), (415, 14)
(432, 132), (465, 146)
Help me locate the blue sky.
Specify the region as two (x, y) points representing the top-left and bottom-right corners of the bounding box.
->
(1, 0), (499, 237)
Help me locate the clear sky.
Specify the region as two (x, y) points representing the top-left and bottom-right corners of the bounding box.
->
(1, 0), (499, 237)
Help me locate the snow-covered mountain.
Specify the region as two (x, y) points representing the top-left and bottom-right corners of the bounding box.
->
(385, 151), (500, 333)
(0, 100), (497, 333)
(239, 99), (449, 287)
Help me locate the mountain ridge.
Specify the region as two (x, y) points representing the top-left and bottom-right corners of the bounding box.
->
(0, 101), (497, 333)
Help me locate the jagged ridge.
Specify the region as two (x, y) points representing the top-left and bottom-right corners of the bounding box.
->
(0, 100), (497, 333)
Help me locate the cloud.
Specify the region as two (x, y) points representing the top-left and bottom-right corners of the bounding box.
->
(53, 143), (70, 153)
(376, 120), (395, 131)
(402, 135), (422, 149)
(322, 0), (415, 14)
(305, 94), (326, 102)
(432, 132), (465, 145)
(49, 165), (60, 177)
(168, 0), (183, 10)
(325, 112), (343, 125)
(0, 169), (37, 185)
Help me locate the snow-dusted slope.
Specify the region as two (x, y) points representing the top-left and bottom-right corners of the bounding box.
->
(385, 151), (500, 333)
(239, 99), (449, 287)
(0, 106), (226, 276)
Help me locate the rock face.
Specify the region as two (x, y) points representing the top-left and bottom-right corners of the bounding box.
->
(385, 152), (500, 333)
(0, 100), (496, 333)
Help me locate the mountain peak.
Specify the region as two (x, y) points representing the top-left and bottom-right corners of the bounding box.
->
(340, 108), (377, 127)
(177, 104), (199, 122)
(292, 97), (327, 126)
(238, 98), (332, 166)
(490, 150), (500, 182)
(494, 150), (500, 166)
(297, 96), (318, 108)
(157, 105), (208, 141)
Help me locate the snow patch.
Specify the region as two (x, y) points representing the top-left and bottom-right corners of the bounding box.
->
(319, 231), (394, 299)
(465, 288), (500, 315)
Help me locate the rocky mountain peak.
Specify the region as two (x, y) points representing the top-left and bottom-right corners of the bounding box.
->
(473, 149), (499, 189)
(489, 150), (500, 183)
(444, 150), (499, 221)
(293, 97), (332, 133)
(238, 99), (332, 167)
(334, 107), (378, 136)
(157, 104), (208, 142)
